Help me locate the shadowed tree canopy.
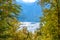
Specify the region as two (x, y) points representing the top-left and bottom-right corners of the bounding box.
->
(36, 0), (59, 40)
(0, 0), (21, 40)
(0, 0), (59, 40)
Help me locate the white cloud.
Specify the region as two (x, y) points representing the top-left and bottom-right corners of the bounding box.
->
(22, 0), (37, 3)
(19, 22), (40, 33)
(16, 0), (37, 3)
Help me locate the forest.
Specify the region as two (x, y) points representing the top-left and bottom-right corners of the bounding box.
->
(0, 0), (59, 40)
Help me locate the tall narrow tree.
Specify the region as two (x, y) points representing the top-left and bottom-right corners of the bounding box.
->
(0, 0), (21, 40)
(36, 0), (59, 40)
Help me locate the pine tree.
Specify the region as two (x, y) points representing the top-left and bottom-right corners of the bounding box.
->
(36, 0), (59, 40)
(0, 0), (21, 40)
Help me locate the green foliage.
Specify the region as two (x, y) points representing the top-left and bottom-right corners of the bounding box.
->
(12, 27), (33, 40)
(0, 0), (59, 40)
(36, 0), (59, 40)
(0, 0), (21, 40)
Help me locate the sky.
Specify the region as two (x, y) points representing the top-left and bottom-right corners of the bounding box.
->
(16, 0), (42, 32)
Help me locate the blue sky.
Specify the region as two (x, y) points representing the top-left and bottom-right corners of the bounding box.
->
(16, 0), (51, 32)
(16, 0), (42, 22)
(16, 0), (43, 32)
